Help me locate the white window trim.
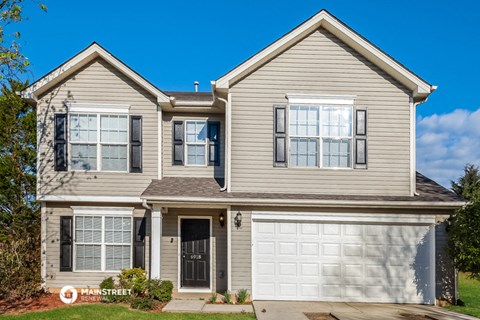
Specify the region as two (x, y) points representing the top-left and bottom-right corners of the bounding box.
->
(184, 120), (208, 167)
(71, 206), (134, 273)
(177, 216), (213, 293)
(286, 94), (356, 106)
(288, 104), (354, 170)
(68, 112), (130, 173)
(67, 102), (130, 114)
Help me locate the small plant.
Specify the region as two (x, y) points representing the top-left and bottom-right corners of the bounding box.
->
(236, 288), (249, 304)
(223, 290), (232, 304)
(130, 296), (154, 310)
(147, 279), (173, 302)
(118, 268), (147, 296)
(210, 292), (218, 303)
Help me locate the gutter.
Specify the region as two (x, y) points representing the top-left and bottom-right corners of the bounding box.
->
(140, 195), (465, 210)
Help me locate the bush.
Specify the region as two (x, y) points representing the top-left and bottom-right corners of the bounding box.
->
(130, 296), (154, 310)
(99, 277), (122, 303)
(223, 290), (232, 304)
(0, 236), (42, 300)
(147, 279), (173, 302)
(236, 289), (249, 304)
(118, 268), (147, 296)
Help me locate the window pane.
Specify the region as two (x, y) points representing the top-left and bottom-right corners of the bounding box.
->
(102, 145), (127, 171)
(322, 107), (352, 137)
(105, 217), (131, 244)
(70, 114), (97, 142)
(289, 106), (319, 137)
(322, 139), (351, 168)
(185, 121), (207, 143)
(105, 245), (131, 270)
(100, 115), (128, 143)
(187, 145), (206, 165)
(75, 244), (101, 271)
(290, 138), (318, 167)
(71, 144), (97, 170)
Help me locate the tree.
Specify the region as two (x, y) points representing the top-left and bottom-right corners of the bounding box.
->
(448, 164), (480, 280)
(0, 0), (47, 83)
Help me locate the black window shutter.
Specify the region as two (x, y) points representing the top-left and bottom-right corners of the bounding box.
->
(354, 108), (368, 169)
(130, 116), (143, 173)
(273, 105), (287, 167)
(133, 217), (146, 269)
(54, 114), (68, 171)
(60, 216), (73, 272)
(208, 121), (220, 166)
(172, 121), (184, 165)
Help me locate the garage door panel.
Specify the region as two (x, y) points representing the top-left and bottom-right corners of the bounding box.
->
(252, 219), (433, 303)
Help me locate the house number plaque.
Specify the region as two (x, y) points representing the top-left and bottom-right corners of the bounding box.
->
(190, 254), (202, 259)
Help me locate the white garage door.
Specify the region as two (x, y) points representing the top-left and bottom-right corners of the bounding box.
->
(252, 215), (434, 304)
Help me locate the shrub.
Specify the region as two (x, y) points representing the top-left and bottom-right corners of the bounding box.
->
(236, 289), (249, 304)
(0, 236), (42, 300)
(99, 277), (116, 303)
(223, 290), (232, 304)
(210, 292), (218, 303)
(130, 296), (154, 310)
(147, 279), (173, 302)
(118, 268), (147, 296)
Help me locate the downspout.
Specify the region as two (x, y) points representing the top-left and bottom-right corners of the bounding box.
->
(212, 81), (230, 192)
(142, 199), (152, 211)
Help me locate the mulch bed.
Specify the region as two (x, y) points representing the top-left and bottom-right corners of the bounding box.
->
(0, 293), (167, 315)
(304, 313), (338, 320)
(0, 293), (70, 315)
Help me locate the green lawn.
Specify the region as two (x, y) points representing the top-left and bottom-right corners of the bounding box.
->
(1, 304), (256, 320)
(445, 273), (480, 318)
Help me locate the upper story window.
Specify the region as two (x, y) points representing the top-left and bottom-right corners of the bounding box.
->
(289, 105), (352, 168)
(185, 120), (207, 166)
(70, 113), (128, 172)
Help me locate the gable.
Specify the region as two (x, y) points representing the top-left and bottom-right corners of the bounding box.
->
(22, 42), (169, 104)
(215, 10), (435, 101)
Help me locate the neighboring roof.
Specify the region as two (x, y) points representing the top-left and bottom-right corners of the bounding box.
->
(21, 42), (170, 103)
(165, 91), (213, 102)
(214, 9), (436, 100)
(141, 173), (464, 209)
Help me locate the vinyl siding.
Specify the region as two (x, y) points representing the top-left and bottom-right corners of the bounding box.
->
(230, 208), (252, 292)
(435, 215), (457, 302)
(37, 57), (158, 197)
(44, 202), (150, 289)
(162, 113), (225, 178)
(160, 208), (227, 293)
(229, 27), (412, 196)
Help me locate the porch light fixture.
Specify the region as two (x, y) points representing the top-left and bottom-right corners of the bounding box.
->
(219, 212), (225, 227)
(234, 212), (242, 229)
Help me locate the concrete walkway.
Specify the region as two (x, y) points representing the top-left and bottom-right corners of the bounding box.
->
(253, 301), (480, 320)
(163, 299), (254, 314)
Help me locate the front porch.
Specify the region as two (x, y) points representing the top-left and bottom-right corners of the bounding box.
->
(150, 206), (230, 294)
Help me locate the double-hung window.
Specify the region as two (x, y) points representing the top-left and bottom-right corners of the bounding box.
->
(70, 113), (128, 171)
(289, 105), (352, 168)
(185, 121), (207, 166)
(74, 215), (132, 271)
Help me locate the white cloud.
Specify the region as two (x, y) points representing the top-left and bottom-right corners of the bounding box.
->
(417, 108), (480, 188)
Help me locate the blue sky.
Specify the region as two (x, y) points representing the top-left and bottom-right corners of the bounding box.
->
(16, 0), (480, 187)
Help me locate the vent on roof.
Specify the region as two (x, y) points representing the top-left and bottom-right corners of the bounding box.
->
(194, 81), (199, 92)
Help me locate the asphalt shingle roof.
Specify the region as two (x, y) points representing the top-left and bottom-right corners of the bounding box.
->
(165, 91), (213, 102)
(141, 172), (463, 204)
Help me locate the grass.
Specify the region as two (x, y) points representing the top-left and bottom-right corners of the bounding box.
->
(445, 272), (480, 318)
(1, 304), (256, 320)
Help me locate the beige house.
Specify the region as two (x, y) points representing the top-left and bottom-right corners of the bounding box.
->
(24, 10), (463, 304)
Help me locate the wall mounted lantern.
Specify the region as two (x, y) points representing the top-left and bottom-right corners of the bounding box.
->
(219, 212), (225, 227)
(234, 212), (242, 229)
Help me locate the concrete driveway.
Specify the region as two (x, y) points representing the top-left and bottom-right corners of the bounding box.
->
(253, 301), (479, 320)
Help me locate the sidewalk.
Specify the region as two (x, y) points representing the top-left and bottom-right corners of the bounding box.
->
(163, 299), (254, 314)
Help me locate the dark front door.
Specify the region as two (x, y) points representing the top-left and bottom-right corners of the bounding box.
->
(181, 219), (210, 288)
